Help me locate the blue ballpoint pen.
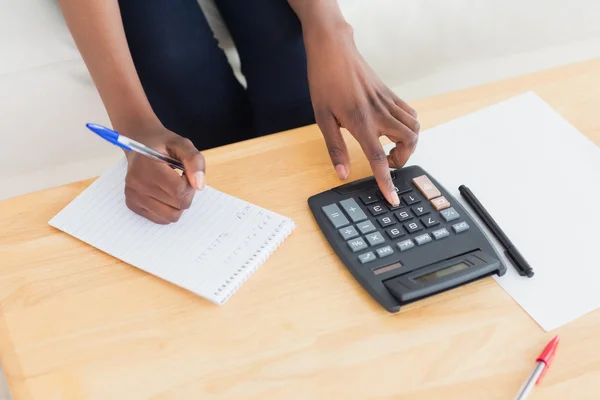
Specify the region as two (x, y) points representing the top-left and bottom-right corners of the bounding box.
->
(86, 123), (185, 172)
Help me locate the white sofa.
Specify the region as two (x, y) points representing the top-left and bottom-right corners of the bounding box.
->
(1, 0), (600, 201)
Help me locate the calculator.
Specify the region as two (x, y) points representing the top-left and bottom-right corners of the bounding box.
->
(308, 166), (506, 312)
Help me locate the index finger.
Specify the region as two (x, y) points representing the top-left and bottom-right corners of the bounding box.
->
(166, 137), (206, 190)
(143, 157), (195, 209)
(360, 133), (400, 207)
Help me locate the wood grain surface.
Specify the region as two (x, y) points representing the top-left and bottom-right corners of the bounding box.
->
(0, 59), (599, 399)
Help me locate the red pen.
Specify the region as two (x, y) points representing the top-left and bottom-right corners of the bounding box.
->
(514, 335), (560, 399)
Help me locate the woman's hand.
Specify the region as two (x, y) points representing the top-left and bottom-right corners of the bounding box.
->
(118, 122), (206, 224)
(305, 26), (419, 206)
(291, 1), (420, 206)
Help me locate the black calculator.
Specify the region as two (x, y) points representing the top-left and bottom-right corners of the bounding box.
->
(308, 165), (506, 312)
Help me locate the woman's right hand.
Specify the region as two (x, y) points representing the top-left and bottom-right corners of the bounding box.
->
(120, 123), (206, 224)
(58, 0), (204, 224)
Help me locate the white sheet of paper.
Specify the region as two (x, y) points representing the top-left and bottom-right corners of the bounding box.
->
(49, 157), (295, 305)
(384, 92), (600, 331)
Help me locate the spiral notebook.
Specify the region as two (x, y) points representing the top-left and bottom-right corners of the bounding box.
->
(49, 157), (295, 305)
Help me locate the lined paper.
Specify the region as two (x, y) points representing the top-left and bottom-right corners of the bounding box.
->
(49, 157), (295, 304)
(385, 92), (600, 331)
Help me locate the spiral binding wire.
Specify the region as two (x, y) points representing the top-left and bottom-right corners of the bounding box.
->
(213, 219), (296, 303)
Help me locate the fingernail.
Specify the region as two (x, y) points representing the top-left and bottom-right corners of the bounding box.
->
(390, 190), (400, 206)
(195, 171), (205, 190)
(335, 164), (348, 180)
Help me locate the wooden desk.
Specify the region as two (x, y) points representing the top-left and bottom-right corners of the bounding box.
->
(1, 59), (599, 400)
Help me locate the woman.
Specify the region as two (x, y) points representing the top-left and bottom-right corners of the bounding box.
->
(59, 0), (420, 224)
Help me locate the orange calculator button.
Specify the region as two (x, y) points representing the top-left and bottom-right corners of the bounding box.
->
(431, 196), (451, 210)
(412, 175), (441, 200)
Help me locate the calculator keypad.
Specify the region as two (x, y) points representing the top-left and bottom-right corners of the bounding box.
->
(431, 196), (451, 211)
(395, 210), (412, 222)
(377, 215), (396, 228)
(402, 193), (420, 205)
(322, 204), (349, 228)
(412, 175), (442, 200)
(386, 202), (404, 211)
(339, 226), (359, 240)
(320, 174), (472, 267)
(412, 205), (430, 216)
(386, 227), (405, 239)
(432, 227), (450, 240)
(366, 232), (386, 246)
(397, 239), (415, 252)
(376, 245), (394, 258)
(347, 237), (368, 252)
(359, 192), (379, 205)
(339, 198), (368, 223)
(368, 204), (386, 216)
(452, 221), (470, 233)
(421, 216), (440, 228)
(358, 251), (376, 264)
(440, 207), (460, 222)
(414, 233), (432, 246)
(357, 220), (377, 234)
(404, 221), (423, 234)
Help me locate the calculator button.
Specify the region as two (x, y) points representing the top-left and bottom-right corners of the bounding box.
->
(358, 251), (377, 264)
(397, 239), (415, 252)
(366, 231), (386, 246)
(402, 193), (421, 205)
(414, 233), (432, 246)
(393, 180), (412, 194)
(377, 215), (396, 228)
(421, 215), (440, 228)
(378, 199), (404, 211)
(412, 175), (442, 200)
(376, 245), (394, 258)
(431, 196), (451, 211)
(386, 227), (405, 239)
(322, 204), (350, 228)
(359, 192), (379, 205)
(412, 205), (430, 216)
(391, 180), (412, 194)
(339, 198), (368, 223)
(387, 202), (404, 211)
(368, 204), (387, 216)
(347, 237), (368, 252)
(377, 182), (411, 198)
(432, 228), (450, 240)
(452, 221), (470, 233)
(395, 210), (413, 222)
(339, 226), (359, 240)
(440, 207), (460, 222)
(404, 221), (423, 234)
(356, 220), (377, 234)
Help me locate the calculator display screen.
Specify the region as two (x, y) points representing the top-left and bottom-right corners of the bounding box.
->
(414, 262), (470, 283)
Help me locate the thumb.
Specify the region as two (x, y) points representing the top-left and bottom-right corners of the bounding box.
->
(316, 110), (350, 180)
(387, 143), (412, 169)
(166, 137), (206, 190)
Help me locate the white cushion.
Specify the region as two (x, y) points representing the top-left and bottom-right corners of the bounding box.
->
(4, 0), (600, 87)
(1, 0), (600, 200)
(0, 0), (80, 76)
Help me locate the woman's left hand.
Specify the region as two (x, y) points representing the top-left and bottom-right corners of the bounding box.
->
(303, 21), (420, 206)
